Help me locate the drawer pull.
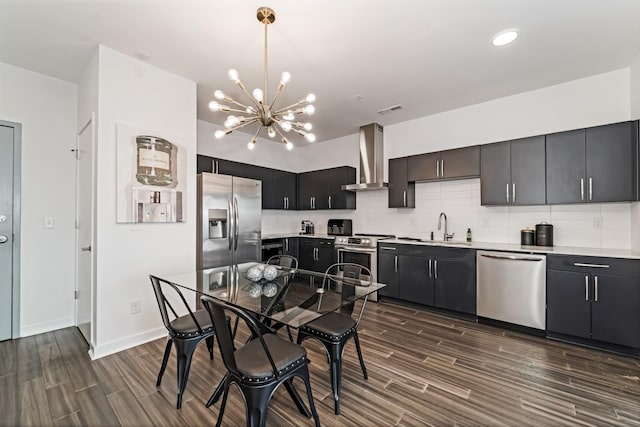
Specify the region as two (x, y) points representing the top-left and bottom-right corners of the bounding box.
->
(573, 262), (609, 268)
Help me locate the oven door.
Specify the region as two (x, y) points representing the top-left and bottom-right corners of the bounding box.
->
(335, 247), (378, 301)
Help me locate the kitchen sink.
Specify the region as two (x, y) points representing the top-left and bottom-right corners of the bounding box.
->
(397, 237), (471, 246)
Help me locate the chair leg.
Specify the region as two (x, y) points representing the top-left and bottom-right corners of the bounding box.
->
(156, 338), (173, 387)
(243, 383), (277, 427)
(284, 378), (311, 417)
(353, 332), (368, 380)
(327, 342), (344, 415)
(205, 335), (215, 360)
(299, 367), (321, 427)
(174, 339), (200, 409)
(215, 379), (231, 427)
(207, 373), (228, 408)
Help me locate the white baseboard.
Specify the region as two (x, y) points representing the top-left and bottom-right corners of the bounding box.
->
(91, 327), (166, 360)
(20, 316), (74, 337)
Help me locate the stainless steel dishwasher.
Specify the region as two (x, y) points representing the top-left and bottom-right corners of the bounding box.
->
(477, 250), (546, 330)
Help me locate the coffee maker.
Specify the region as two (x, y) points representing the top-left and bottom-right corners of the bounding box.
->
(300, 220), (314, 235)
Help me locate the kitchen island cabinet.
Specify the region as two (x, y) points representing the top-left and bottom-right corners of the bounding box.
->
(546, 121), (638, 204)
(481, 136), (546, 206)
(547, 254), (640, 350)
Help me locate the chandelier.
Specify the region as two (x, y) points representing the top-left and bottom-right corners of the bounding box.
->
(209, 7), (316, 150)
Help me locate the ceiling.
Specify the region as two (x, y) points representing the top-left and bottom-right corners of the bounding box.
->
(2, 0), (640, 145)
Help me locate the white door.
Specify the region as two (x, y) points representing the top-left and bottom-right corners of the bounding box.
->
(76, 116), (94, 345)
(0, 121), (20, 341)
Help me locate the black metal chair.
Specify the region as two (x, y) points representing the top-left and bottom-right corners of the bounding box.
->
(266, 255), (298, 341)
(201, 295), (320, 427)
(296, 262), (371, 415)
(150, 274), (217, 409)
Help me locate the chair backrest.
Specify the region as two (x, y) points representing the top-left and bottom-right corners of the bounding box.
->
(322, 263), (372, 324)
(200, 295), (282, 380)
(150, 275), (205, 337)
(266, 254), (298, 270)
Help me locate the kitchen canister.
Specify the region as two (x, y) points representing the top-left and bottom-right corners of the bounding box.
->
(520, 227), (535, 245)
(535, 222), (554, 246)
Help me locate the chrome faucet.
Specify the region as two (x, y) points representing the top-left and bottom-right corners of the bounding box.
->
(438, 212), (454, 241)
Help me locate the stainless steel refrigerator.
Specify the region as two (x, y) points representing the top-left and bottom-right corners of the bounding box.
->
(197, 172), (261, 269)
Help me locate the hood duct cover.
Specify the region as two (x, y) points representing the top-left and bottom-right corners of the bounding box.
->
(342, 123), (388, 191)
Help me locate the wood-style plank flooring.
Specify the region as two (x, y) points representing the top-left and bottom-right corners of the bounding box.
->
(1, 301), (640, 426)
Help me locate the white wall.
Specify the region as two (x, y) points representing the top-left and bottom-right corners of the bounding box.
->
(0, 61), (78, 336)
(629, 52), (640, 251)
(259, 69), (635, 249)
(92, 46), (197, 358)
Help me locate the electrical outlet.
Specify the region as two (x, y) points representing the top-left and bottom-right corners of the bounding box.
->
(593, 217), (604, 229)
(130, 300), (141, 314)
(44, 217), (55, 229)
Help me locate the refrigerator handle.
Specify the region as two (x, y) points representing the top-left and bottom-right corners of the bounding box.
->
(228, 196), (233, 250)
(233, 197), (239, 251)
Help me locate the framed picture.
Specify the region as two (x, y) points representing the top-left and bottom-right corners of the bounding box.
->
(116, 123), (187, 223)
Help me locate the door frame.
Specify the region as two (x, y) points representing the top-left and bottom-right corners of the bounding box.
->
(75, 114), (96, 350)
(1, 119), (21, 338)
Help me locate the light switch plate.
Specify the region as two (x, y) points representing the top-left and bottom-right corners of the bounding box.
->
(44, 217), (55, 229)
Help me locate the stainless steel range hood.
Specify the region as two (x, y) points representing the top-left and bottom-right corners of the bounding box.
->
(342, 123), (388, 191)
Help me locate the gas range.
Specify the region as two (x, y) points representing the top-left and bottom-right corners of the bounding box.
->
(334, 233), (395, 250)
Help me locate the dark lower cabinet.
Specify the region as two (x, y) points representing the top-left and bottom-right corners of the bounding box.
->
(282, 237), (298, 259)
(377, 243), (476, 315)
(547, 255), (640, 349)
(298, 238), (334, 273)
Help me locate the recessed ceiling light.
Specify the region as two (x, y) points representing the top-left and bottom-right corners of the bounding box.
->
(492, 30), (518, 46)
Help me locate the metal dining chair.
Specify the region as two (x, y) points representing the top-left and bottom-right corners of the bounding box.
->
(266, 255), (298, 341)
(296, 262), (371, 415)
(150, 274), (218, 409)
(201, 295), (320, 427)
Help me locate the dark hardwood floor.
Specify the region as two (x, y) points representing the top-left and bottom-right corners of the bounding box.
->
(1, 300), (639, 426)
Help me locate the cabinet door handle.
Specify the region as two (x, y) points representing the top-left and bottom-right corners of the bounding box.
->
(512, 183), (516, 204)
(434, 260), (438, 279)
(594, 275), (598, 302)
(285, 238), (289, 252)
(441, 160), (444, 177)
(580, 178), (584, 201)
(380, 246), (397, 250)
(328, 195), (332, 209)
(394, 255), (398, 272)
(403, 190), (407, 207)
(588, 177), (593, 201)
(585, 275), (589, 301)
(506, 184), (510, 204)
(428, 259), (432, 278)
(573, 262), (609, 268)
(436, 160), (440, 177)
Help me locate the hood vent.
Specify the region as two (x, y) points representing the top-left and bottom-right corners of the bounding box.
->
(342, 123), (388, 191)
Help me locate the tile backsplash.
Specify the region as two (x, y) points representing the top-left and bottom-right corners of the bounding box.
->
(263, 178), (632, 249)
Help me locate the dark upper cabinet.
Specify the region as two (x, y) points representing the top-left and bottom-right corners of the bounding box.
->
(547, 255), (640, 349)
(271, 169), (297, 210)
(546, 121), (637, 204)
(197, 154), (214, 173)
(298, 166), (356, 210)
(388, 157), (415, 208)
(481, 136), (546, 205)
(408, 146), (480, 182)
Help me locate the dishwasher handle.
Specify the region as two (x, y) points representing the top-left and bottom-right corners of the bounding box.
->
(480, 253), (544, 262)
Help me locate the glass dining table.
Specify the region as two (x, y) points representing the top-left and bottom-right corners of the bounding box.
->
(156, 261), (385, 330)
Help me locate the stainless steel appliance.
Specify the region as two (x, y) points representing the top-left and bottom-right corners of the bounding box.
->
(333, 233), (394, 302)
(476, 250), (546, 330)
(327, 219), (352, 236)
(197, 173), (261, 269)
(300, 220), (314, 235)
(261, 238), (283, 261)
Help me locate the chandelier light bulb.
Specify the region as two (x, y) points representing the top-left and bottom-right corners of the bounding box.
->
(286, 141), (294, 150)
(224, 115), (239, 128)
(247, 140), (256, 150)
(283, 110), (295, 121)
(305, 133), (316, 143)
(227, 68), (240, 82)
(302, 122), (312, 131)
(281, 121), (292, 132)
(214, 90), (225, 100)
(304, 105), (315, 115)
(214, 130), (226, 139)
(252, 88), (264, 102)
(305, 93), (316, 103)
(280, 71), (291, 84)
(209, 101), (220, 112)
(246, 106), (255, 114)
(267, 126), (276, 138)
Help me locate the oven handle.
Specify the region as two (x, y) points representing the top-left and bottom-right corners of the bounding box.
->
(335, 247), (377, 254)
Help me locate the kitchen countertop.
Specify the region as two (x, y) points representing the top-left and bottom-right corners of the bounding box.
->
(261, 233), (640, 260)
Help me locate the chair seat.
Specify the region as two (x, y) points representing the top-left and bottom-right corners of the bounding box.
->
(169, 309), (214, 338)
(235, 334), (307, 382)
(300, 312), (357, 341)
